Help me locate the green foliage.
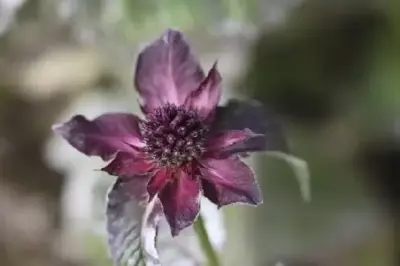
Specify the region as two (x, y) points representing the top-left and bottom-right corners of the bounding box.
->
(263, 152), (311, 202)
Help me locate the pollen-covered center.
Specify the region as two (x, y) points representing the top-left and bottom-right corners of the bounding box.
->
(141, 104), (208, 167)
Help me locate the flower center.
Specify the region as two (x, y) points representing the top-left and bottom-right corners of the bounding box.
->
(141, 104), (208, 167)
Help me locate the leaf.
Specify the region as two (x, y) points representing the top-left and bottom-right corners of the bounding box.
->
(263, 152), (311, 202)
(106, 178), (162, 266)
(213, 99), (289, 155)
(106, 179), (225, 266)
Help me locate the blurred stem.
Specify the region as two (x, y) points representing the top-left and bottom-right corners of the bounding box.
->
(194, 214), (221, 266)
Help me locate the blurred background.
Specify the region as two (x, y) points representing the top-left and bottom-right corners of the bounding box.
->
(0, 0), (398, 265)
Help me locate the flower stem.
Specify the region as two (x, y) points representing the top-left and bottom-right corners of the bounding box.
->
(193, 214), (221, 266)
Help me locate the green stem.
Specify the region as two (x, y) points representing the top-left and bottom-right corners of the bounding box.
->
(193, 214), (222, 266)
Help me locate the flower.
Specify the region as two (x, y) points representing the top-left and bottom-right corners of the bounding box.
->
(53, 29), (286, 236)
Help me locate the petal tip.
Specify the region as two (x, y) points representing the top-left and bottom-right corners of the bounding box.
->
(243, 128), (263, 138)
(101, 165), (114, 175)
(162, 28), (183, 37)
(159, 28), (187, 46)
(209, 62), (222, 81)
(168, 221), (189, 237)
(251, 196), (264, 207)
(52, 115), (85, 134)
(170, 228), (180, 237)
(167, 213), (198, 237)
(211, 60), (219, 70)
(51, 123), (62, 134)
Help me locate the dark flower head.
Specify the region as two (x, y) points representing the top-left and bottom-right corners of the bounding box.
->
(140, 104), (209, 167)
(53, 29), (287, 236)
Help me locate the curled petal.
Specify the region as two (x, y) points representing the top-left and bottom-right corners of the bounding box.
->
(53, 113), (144, 160)
(200, 157), (263, 207)
(134, 29), (205, 112)
(102, 151), (155, 177)
(211, 99), (288, 156)
(205, 129), (261, 158)
(184, 63), (222, 118)
(158, 171), (201, 236)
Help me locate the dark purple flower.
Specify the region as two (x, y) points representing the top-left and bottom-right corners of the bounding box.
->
(53, 29), (287, 236)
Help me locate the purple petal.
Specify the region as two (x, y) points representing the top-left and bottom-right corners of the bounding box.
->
(134, 29), (205, 112)
(205, 129), (261, 158)
(211, 99), (289, 156)
(102, 151), (155, 177)
(53, 113), (144, 160)
(147, 168), (169, 200)
(107, 178), (163, 265)
(184, 63), (222, 118)
(158, 171), (201, 236)
(200, 157), (263, 207)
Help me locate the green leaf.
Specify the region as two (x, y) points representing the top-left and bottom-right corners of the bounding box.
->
(263, 151), (311, 202)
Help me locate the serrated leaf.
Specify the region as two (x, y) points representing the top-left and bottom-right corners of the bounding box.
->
(263, 152), (311, 202)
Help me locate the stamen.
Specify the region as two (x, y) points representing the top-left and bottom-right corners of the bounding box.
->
(141, 105), (208, 167)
